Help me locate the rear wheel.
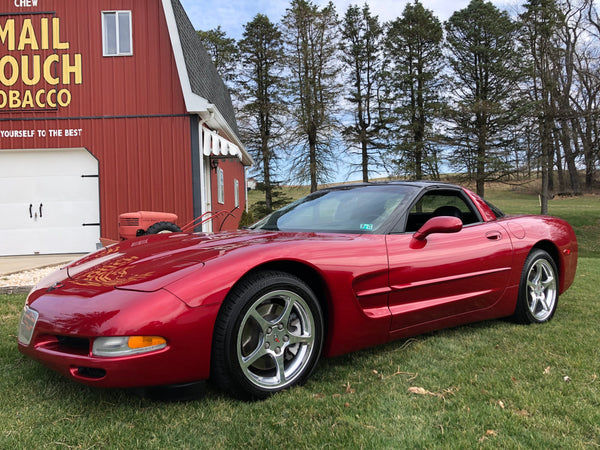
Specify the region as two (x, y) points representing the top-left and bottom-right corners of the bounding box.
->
(513, 249), (558, 324)
(211, 271), (324, 399)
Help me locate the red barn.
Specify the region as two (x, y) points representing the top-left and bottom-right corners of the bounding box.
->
(0, 0), (252, 256)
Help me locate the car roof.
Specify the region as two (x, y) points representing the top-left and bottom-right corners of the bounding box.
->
(320, 180), (463, 191)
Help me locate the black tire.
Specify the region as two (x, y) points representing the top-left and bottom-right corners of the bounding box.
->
(145, 221), (181, 235)
(211, 271), (324, 400)
(513, 249), (559, 324)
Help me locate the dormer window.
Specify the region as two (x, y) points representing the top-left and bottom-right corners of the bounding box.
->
(102, 11), (132, 56)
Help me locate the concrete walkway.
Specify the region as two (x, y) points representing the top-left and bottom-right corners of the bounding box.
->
(0, 254), (85, 276)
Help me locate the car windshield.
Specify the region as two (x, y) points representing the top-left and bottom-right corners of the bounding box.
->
(250, 184), (416, 233)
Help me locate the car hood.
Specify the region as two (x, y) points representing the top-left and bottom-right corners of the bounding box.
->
(63, 230), (281, 293)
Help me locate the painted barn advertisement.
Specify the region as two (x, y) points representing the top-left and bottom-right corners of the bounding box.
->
(0, 0), (250, 256)
(0, 15), (82, 112)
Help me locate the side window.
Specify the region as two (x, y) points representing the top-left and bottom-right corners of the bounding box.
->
(102, 11), (133, 56)
(404, 190), (481, 232)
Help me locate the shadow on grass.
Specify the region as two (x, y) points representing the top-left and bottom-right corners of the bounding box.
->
(14, 317), (511, 405)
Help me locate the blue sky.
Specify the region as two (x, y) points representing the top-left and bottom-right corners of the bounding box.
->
(181, 0), (521, 39)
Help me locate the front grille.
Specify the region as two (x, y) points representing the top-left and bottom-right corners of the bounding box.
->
(120, 218), (139, 226)
(56, 336), (90, 352)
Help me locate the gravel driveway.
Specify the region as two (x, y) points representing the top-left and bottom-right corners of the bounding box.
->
(0, 265), (63, 294)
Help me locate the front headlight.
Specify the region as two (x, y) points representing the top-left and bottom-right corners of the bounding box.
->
(92, 336), (167, 357)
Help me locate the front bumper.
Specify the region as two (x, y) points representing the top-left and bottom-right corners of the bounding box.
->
(18, 288), (220, 388)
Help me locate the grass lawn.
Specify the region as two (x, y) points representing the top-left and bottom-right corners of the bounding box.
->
(1, 190), (598, 448)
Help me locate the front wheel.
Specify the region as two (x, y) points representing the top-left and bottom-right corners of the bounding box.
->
(211, 271), (324, 399)
(513, 249), (559, 324)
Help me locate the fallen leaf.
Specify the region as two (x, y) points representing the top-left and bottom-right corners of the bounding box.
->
(344, 382), (356, 394)
(515, 409), (530, 417)
(344, 402), (350, 408)
(563, 376), (572, 383)
(408, 387), (430, 396)
(407, 386), (458, 400)
(313, 393), (326, 399)
(544, 366), (551, 375)
(372, 370), (378, 375)
(332, 393), (341, 398)
(479, 430), (498, 443)
(498, 400), (505, 409)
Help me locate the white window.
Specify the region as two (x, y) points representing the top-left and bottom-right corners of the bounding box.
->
(234, 179), (240, 208)
(102, 11), (133, 56)
(217, 167), (225, 204)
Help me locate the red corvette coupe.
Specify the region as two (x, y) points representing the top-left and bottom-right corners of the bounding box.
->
(18, 182), (577, 399)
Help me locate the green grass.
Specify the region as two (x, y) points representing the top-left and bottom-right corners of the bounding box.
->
(1, 191), (599, 448)
(486, 190), (600, 258)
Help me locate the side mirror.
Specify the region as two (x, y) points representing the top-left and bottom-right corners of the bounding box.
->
(413, 216), (463, 241)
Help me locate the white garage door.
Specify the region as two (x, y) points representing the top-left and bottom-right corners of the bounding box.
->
(0, 149), (100, 256)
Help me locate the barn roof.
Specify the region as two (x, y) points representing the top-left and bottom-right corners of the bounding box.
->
(162, 0), (251, 165)
(170, 0), (239, 137)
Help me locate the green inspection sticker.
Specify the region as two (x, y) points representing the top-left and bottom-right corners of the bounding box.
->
(360, 223), (373, 231)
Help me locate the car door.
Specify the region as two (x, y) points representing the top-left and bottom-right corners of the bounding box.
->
(385, 188), (514, 331)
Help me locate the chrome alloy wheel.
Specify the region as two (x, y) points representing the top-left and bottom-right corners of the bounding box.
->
(526, 258), (557, 322)
(236, 290), (316, 390)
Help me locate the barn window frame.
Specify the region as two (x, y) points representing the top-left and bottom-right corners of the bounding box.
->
(102, 11), (133, 57)
(234, 179), (240, 208)
(217, 167), (225, 204)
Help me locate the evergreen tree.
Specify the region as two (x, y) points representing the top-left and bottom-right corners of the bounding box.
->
(384, 1), (444, 180)
(197, 26), (239, 84)
(445, 0), (525, 197)
(237, 14), (287, 213)
(282, 0), (341, 192)
(339, 3), (385, 182)
(520, 0), (563, 212)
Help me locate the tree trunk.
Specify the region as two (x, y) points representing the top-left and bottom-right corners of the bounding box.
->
(309, 136), (318, 193)
(540, 115), (552, 215)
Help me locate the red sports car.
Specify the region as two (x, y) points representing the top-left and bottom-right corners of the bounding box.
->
(18, 182), (578, 399)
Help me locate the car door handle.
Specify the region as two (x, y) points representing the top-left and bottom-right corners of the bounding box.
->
(486, 231), (502, 240)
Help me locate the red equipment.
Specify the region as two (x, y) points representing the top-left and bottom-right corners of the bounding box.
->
(104, 209), (239, 245)
(118, 211), (179, 240)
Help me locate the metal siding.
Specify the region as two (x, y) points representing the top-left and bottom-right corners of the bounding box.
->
(210, 158), (246, 231)
(1, 0), (196, 241)
(189, 115), (202, 226)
